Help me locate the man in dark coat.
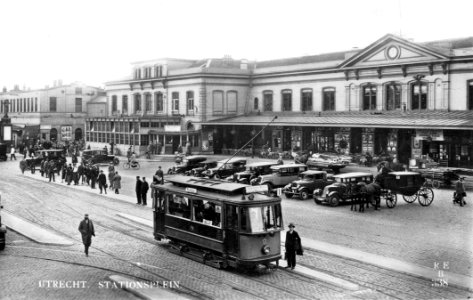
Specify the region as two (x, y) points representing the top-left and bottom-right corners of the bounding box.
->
(90, 166), (99, 189)
(66, 164), (73, 185)
(135, 176), (142, 204)
(141, 177), (149, 206)
(97, 170), (107, 194)
(285, 223), (301, 270)
(113, 171), (122, 194)
(78, 214), (95, 257)
(155, 166), (164, 184)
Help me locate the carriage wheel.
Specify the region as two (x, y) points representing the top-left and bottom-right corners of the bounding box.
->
(403, 194), (417, 203)
(417, 188), (434, 206)
(384, 193), (397, 208)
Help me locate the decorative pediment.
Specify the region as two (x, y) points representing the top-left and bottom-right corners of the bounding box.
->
(339, 34), (449, 69)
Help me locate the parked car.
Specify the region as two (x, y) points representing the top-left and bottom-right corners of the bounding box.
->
(82, 149), (119, 166)
(251, 163), (308, 190)
(313, 172), (374, 206)
(168, 155), (207, 174)
(203, 157), (247, 179)
(186, 159), (218, 177)
(230, 161), (278, 184)
(283, 170), (334, 200)
(24, 149), (67, 172)
(307, 153), (346, 173)
(0, 193), (6, 250)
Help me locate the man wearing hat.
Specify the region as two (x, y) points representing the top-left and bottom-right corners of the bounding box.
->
(97, 169), (107, 194)
(78, 214), (95, 257)
(285, 223), (301, 270)
(135, 176), (142, 204)
(455, 177), (467, 206)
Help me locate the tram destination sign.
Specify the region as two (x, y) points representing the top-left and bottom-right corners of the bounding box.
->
(245, 185), (268, 194)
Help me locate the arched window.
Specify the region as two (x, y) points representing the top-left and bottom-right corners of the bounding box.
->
(323, 87), (336, 111)
(411, 81), (428, 110)
(263, 91), (273, 112)
(75, 128), (83, 141)
(155, 92), (164, 113)
(301, 89), (313, 111)
(362, 83), (377, 110)
(282, 89), (292, 111)
(145, 93), (152, 111)
(385, 82), (401, 110)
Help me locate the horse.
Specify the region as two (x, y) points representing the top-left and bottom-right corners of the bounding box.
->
(355, 181), (382, 211)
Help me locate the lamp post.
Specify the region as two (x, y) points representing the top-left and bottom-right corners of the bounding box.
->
(1, 100), (12, 147)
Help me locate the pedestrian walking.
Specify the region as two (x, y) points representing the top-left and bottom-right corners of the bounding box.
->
(78, 214), (95, 257)
(285, 223), (302, 270)
(61, 162), (67, 183)
(154, 166), (164, 184)
(108, 163), (115, 190)
(97, 170), (107, 194)
(66, 164), (73, 185)
(72, 164), (79, 185)
(455, 177), (467, 206)
(141, 177), (149, 206)
(10, 146), (17, 160)
(135, 176), (142, 204)
(48, 160), (56, 182)
(113, 171), (122, 194)
(90, 166), (99, 189)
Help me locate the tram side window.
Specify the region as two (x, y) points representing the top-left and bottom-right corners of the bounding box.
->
(263, 205), (281, 229)
(226, 205), (238, 230)
(153, 190), (165, 211)
(168, 194), (190, 219)
(193, 199), (221, 227)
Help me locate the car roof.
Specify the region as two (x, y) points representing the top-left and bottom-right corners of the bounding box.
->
(301, 170), (327, 175)
(271, 163), (307, 170)
(36, 149), (64, 152)
(334, 172), (373, 178)
(389, 171), (420, 176)
(217, 157), (247, 163)
(183, 155), (207, 161)
(246, 161), (278, 167)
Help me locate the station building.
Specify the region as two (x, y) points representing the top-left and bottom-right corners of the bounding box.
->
(0, 82), (105, 147)
(87, 34), (473, 168)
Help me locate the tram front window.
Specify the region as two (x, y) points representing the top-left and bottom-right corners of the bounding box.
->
(243, 204), (282, 233)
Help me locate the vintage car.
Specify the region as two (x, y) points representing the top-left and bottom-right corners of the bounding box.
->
(313, 172), (374, 206)
(82, 149), (119, 166)
(307, 153), (347, 173)
(283, 170), (334, 200)
(0, 143), (7, 161)
(22, 149), (67, 173)
(203, 157), (247, 179)
(251, 163), (308, 190)
(0, 193), (6, 250)
(168, 155), (207, 175)
(186, 159), (218, 177)
(230, 161), (278, 184)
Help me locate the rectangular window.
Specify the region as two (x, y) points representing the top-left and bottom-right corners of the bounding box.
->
(411, 83), (427, 110)
(35, 97), (38, 111)
(193, 199), (221, 227)
(186, 91), (194, 115)
(385, 84), (401, 110)
(282, 90), (292, 111)
(155, 92), (164, 112)
(363, 85), (377, 110)
(122, 95), (128, 114)
(140, 134), (149, 146)
(227, 91), (237, 114)
(172, 92), (179, 113)
(263, 92), (273, 112)
(145, 94), (152, 111)
(112, 96), (118, 113)
(49, 97), (57, 112)
(469, 81), (473, 110)
(323, 88), (336, 111)
(213, 91), (223, 115)
(254, 97), (259, 110)
(301, 89), (313, 111)
(168, 194), (191, 220)
(75, 98), (82, 112)
(134, 94), (141, 113)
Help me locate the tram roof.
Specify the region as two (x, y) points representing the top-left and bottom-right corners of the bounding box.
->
(166, 175), (249, 193)
(246, 161), (278, 167)
(333, 172), (373, 178)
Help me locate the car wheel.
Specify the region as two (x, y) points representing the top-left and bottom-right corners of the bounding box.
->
(300, 190), (310, 200)
(329, 195), (340, 207)
(314, 199), (322, 205)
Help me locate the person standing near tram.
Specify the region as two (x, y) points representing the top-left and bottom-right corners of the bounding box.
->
(285, 223), (302, 270)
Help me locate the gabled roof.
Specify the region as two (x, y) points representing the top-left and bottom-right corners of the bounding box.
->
(338, 34), (450, 69)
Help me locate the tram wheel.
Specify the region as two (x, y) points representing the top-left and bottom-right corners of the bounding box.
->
(417, 188), (434, 206)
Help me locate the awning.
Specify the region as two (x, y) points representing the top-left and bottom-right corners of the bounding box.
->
(201, 111), (473, 130)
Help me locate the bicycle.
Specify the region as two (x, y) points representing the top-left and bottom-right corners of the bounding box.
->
(123, 161), (140, 170)
(423, 175), (441, 189)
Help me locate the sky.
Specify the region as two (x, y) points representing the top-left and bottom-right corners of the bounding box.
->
(0, 0), (472, 90)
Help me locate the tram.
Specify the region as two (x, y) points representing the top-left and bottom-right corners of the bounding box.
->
(151, 175), (283, 269)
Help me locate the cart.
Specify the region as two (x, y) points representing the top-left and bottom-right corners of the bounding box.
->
(378, 171), (434, 208)
(414, 168), (459, 188)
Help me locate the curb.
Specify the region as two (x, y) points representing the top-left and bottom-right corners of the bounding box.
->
(2, 210), (74, 246)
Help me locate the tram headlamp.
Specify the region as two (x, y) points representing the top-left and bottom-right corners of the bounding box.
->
(262, 245), (271, 255)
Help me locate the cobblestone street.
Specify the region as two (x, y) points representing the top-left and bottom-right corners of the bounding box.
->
(1, 158), (472, 299)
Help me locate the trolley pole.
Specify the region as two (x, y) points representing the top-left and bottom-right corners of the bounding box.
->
(217, 115), (278, 172)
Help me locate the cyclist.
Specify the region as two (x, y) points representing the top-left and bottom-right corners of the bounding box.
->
(130, 152), (138, 167)
(454, 177), (467, 206)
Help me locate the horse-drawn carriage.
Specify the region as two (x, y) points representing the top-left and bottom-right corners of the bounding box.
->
(376, 171), (434, 208)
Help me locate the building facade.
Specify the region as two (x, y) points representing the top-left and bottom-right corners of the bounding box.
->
(87, 35), (473, 168)
(0, 82), (105, 147)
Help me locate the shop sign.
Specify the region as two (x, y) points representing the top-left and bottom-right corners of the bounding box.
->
(164, 125), (181, 132)
(40, 125), (52, 130)
(416, 129), (444, 141)
(61, 126), (72, 141)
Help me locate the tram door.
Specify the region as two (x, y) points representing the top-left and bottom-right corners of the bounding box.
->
(153, 190), (166, 236)
(224, 204), (239, 255)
